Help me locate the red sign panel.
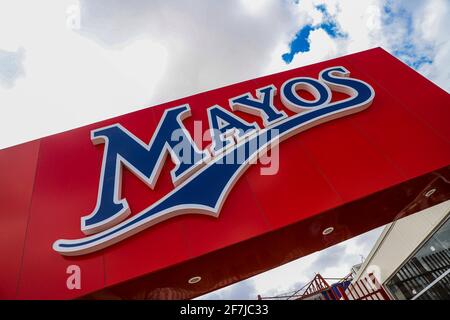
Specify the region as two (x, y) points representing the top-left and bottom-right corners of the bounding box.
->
(0, 48), (449, 299)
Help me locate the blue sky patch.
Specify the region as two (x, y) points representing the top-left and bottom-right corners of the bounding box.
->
(282, 25), (314, 63)
(382, 2), (433, 70)
(282, 4), (346, 64)
(0, 47), (26, 89)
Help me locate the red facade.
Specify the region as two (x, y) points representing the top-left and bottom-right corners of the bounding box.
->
(0, 48), (449, 299)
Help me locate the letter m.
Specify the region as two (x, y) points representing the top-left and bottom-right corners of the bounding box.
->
(81, 105), (205, 235)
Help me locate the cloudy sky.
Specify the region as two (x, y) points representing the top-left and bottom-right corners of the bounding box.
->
(0, 0), (448, 299)
(198, 226), (384, 299)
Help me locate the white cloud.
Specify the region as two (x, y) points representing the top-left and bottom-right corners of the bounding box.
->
(414, 0), (450, 91)
(240, 0), (273, 15)
(0, 0), (448, 149)
(0, 1), (172, 147)
(0, 0), (304, 148)
(75, 0), (306, 102)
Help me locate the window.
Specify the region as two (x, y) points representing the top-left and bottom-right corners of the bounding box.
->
(385, 213), (450, 300)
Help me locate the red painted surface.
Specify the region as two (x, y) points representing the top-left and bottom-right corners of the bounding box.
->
(0, 48), (449, 299)
(0, 140), (40, 298)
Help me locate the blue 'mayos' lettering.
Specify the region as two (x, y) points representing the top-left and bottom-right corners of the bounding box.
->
(319, 66), (371, 101)
(207, 105), (258, 154)
(230, 85), (286, 126)
(281, 77), (331, 112)
(81, 104), (206, 235)
(53, 66), (375, 256)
